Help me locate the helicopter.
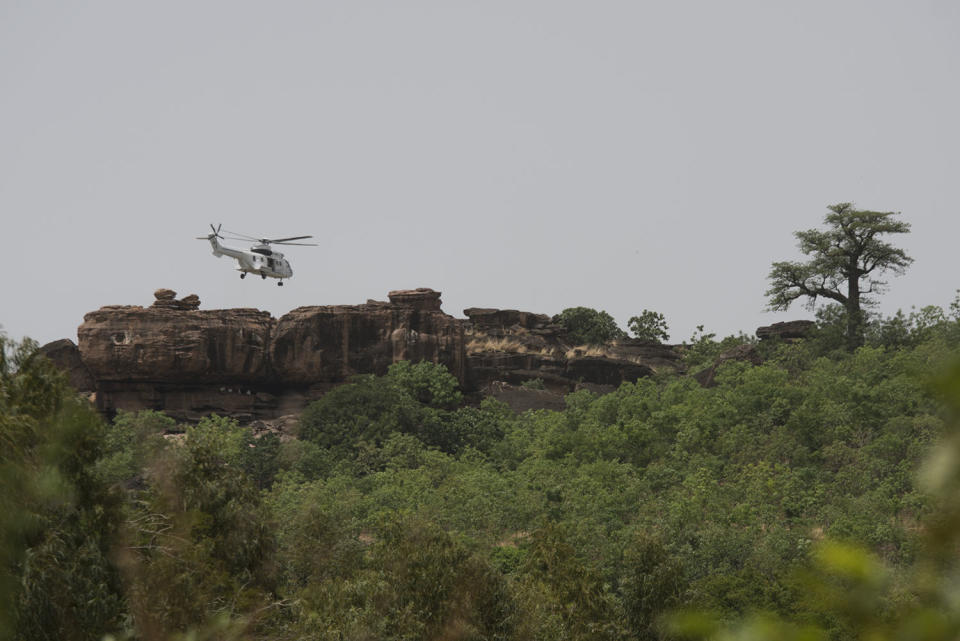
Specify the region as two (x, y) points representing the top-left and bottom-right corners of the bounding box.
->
(197, 224), (317, 285)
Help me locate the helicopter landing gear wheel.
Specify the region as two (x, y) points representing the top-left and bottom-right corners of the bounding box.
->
(278, 281), (283, 286)
(261, 273), (267, 280)
(240, 273), (246, 279)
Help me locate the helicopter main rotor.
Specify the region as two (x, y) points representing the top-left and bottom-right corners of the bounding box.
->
(222, 229), (318, 246)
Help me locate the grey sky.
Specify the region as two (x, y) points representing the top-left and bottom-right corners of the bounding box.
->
(2, 1), (958, 347)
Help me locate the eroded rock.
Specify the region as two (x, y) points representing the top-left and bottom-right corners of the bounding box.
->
(756, 320), (815, 341)
(38, 338), (95, 392)
(70, 289), (673, 421)
(77, 288), (465, 419)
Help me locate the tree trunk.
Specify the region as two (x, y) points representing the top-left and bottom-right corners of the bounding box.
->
(846, 275), (863, 350)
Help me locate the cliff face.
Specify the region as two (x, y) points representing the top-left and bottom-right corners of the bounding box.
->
(271, 289), (464, 386)
(66, 288), (678, 421)
(79, 306), (274, 384)
(73, 288), (466, 421)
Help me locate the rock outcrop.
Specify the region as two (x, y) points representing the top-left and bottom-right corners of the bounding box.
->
(63, 288), (682, 421)
(37, 339), (95, 393)
(270, 300), (464, 386)
(606, 339), (685, 374)
(150, 289), (202, 310)
(78, 303), (276, 420)
(75, 288), (467, 421)
(756, 320), (816, 341)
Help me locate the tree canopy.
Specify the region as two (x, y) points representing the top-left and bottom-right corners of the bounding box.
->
(553, 307), (626, 345)
(628, 310), (670, 343)
(766, 203), (912, 350)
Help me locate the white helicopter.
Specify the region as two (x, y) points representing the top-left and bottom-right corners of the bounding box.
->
(197, 224), (317, 286)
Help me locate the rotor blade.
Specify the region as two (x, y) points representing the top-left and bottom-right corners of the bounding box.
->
(267, 235), (313, 243)
(221, 229), (261, 241)
(210, 224), (218, 235)
(273, 241), (318, 246)
(220, 234), (255, 242)
(195, 236), (211, 240)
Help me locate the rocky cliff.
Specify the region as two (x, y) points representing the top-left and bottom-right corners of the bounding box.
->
(71, 288), (469, 421)
(61, 288), (677, 420)
(53, 288), (803, 421)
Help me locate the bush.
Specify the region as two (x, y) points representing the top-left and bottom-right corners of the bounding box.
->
(386, 360), (462, 409)
(298, 374), (422, 451)
(554, 307), (626, 345)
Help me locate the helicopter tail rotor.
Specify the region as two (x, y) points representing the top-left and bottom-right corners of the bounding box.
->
(196, 224), (224, 240)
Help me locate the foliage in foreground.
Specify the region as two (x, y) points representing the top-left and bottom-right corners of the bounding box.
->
(2, 305), (960, 639)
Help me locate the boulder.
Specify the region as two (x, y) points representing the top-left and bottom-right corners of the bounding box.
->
(176, 294), (201, 310)
(388, 288), (443, 312)
(154, 288), (177, 301)
(756, 320), (816, 341)
(152, 289), (201, 310)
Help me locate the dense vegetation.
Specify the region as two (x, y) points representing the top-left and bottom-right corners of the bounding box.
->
(3, 298), (960, 640)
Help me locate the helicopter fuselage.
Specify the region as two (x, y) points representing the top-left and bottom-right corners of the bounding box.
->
(208, 236), (293, 279)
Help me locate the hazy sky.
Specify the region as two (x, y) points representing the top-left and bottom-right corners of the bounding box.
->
(3, 1), (958, 347)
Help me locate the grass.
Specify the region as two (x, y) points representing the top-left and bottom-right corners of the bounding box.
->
(467, 334), (678, 370)
(466, 337), (533, 355)
(564, 345), (615, 360)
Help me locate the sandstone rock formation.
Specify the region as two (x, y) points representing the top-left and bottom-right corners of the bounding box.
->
(462, 309), (680, 395)
(37, 339), (95, 393)
(388, 288), (443, 312)
(270, 299), (464, 386)
(76, 288), (465, 421)
(79, 304), (276, 420)
(66, 288), (675, 421)
(756, 320), (816, 341)
(606, 338), (685, 374)
(150, 289), (202, 310)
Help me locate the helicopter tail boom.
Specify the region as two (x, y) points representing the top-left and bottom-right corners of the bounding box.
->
(208, 235), (224, 257)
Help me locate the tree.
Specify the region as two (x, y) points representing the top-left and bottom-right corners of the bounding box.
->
(628, 310), (670, 343)
(554, 307), (626, 345)
(386, 360), (462, 409)
(1, 334), (127, 640)
(766, 203), (912, 350)
(297, 374), (422, 451)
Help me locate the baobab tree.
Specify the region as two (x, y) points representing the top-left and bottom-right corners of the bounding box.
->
(766, 203), (912, 350)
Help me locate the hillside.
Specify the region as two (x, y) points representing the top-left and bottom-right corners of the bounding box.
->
(4, 299), (960, 640)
